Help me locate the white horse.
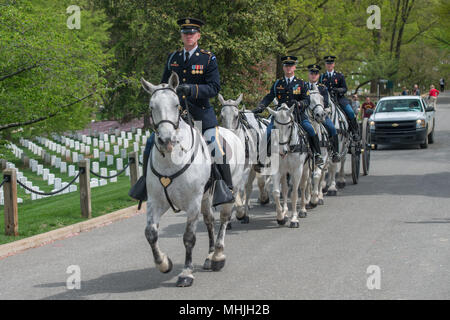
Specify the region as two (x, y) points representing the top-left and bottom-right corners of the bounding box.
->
(141, 73), (245, 287)
(325, 93), (351, 196)
(219, 93), (270, 223)
(302, 84), (331, 209)
(267, 103), (308, 228)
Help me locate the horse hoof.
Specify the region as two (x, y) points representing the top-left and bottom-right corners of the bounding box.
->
(240, 215), (250, 224)
(298, 211), (307, 218)
(226, 223), (232, 230)
(259, 197), (270, 205)
(176, 276), (194, 287)
(277, 217), (289, 225)
(161, 257), (173, 274)
(306, 202), (317, 209)
(322, 186), (329, 193)
(211, 259), (226, 271)
(203, 258), (212, 270)
(318, 199), (324, 205)
(327, 190), (337, 196)
(289, 221), (299, 228)
(337, 182), (346, 189)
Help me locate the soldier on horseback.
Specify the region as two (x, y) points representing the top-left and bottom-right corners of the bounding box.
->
(304, 64), (340, 163)
(319, 55), (360, 141)
(136, 17), (234, 205)
(252, 56), (324, 168)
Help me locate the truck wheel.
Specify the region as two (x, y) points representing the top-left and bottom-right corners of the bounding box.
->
(428, 122), (435, 144)
(420, 133), (429, 149)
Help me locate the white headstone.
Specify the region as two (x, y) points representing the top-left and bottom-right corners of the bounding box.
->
(93, 138), (98, 147)
(72, 152), (78, 163)
(54, 178), (62, 190)
(100, 152), (106, 162)
(109, 170), (117, 182)
(99, 140), (104, 150)
(43, 168), (49, 180)
(68, 165), (75, 177)
(107, 155), (114, 166)
(93, 148), (99, 159)
(100, 167), (107, 177)
(105, 142), (110, 153)
(92, 161), (99, 173)
(116, 158), (123, 170)
(60, 161), (67, 173)
(48, 174), (55, 185)
(114, 145), (119, 155)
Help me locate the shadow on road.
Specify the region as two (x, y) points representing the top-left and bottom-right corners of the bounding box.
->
(404, 217), (450, 224)
(35, 264), (186, 299)
(339, 171), (450, 198)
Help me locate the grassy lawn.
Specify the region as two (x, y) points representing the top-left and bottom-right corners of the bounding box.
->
(1, 138), (141, 245)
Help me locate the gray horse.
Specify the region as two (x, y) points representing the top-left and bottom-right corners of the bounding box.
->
(219, 93), (270, 223)
(141, 73), (245, 287)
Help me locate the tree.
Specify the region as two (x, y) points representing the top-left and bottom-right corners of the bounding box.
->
(0, 0), (112, 151)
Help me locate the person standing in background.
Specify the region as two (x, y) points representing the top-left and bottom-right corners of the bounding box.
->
(361, 97), (375, 118)
(401, 87), (408, 95)
(412, 84), (420, 96)
(428, 85), (440, 110)
(440, 78), (445, 92)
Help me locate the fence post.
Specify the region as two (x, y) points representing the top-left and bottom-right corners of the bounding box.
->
(3, 169), (18, 236)
(78, 159), (91, 219)
(128, 152), (139, 187)
(0, 159), (7, 170)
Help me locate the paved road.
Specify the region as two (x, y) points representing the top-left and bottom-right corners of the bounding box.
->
(1, 94), (449, 300)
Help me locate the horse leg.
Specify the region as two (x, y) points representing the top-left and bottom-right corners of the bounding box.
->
(299, 162), (309, 218)
(327, 162), (338, 196)
(211, 203), (233, 271)
(272, 173), (287, 225)
(289, 168), (301, 228)
(176, 200), (202, 287)
(317, 166), (326, 205)
(281, 174), (289, 217)
(337, 156), (346, 189)
(236, 168), (255, 223)
(310, 166), (321, 207)
(257, 173), (270, 205)
(201, 195), (216, 270)
(144, 202), (172, 274)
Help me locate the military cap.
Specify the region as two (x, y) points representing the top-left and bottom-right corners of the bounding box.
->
(177, 17), (204, 33)
(307, 64), (321, 73)
(323, 55), (336, 63)
(281, 56), (298, 65)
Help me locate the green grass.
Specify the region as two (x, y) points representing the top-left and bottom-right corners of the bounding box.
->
(1, 137), (141, 245)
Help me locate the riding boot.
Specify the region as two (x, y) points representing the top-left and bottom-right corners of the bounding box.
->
(128, 151), (149, 209)
(349, 117), (360, 141)
(309, 135), (324, 165)
(254, 133), (271, 173)
(212, 163), (235, 206)
(330, 135), (341, 163)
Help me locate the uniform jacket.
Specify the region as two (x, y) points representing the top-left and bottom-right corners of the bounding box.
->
(319, 71), (350, 106)
(161, 47), (220, 130)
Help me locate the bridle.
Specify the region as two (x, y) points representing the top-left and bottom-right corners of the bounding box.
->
(221, 104), (241, 131)
(149, 87), (182, 133)
(273, 108), (295, 146)
(149, 86), (194, 156)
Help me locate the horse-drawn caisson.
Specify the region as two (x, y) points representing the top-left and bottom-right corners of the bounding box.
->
(130, 18), (370, 287)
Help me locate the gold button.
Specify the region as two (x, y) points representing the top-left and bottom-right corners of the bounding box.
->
(183, 70), (186, 73)
(183, 78), (186, 82)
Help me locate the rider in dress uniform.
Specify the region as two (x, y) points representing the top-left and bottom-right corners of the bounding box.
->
(304, 64), (340, 163)
(138, 17), (234, 205)
(319, 55), (360, 141)
(252, 56), (324, 166)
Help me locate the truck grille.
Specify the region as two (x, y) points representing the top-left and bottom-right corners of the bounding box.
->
(375, 120), (416, 133)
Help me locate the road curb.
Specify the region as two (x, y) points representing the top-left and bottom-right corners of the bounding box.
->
(0, 203), (145, 260)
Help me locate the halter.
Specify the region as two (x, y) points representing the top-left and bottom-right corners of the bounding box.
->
(149, 87), (194, 156)
(273, 108), (295, 146)
(149, 87), (182, 132)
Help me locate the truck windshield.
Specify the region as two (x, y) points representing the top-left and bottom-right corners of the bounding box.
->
(376, 99), (423, 113)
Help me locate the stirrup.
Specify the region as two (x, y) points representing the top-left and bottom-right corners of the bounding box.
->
(314, 154), (324, 165)
(212, 180), (235, 206)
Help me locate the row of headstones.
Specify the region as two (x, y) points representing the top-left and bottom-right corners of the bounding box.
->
(7, 143), (78, 195)
(3, 144), (122, 205)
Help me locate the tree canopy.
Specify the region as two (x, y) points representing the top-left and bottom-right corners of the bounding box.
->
(0, 0), (448, 143)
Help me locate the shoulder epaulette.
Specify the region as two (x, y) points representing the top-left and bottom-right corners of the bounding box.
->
(200, 49), (215, 64)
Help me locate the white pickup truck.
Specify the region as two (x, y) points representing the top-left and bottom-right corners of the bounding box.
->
(368, 96), (436, 149)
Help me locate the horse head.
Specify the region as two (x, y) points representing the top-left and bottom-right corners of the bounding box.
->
(219, 93), (243, 131)
(309, 84), (326, 123)
(141, 72), (181, 153)
(267, 103), (295, 154)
